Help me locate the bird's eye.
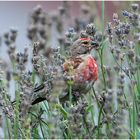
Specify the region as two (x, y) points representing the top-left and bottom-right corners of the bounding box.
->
(83, 41), (89, 45)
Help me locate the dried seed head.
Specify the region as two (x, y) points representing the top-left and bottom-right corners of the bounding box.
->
(81, 4), (90, 14)
(4, 32), (9, 39)
(120, 78), (125, 85)
(109, 46), (114, 53)
(131, 3), (139, 12)
(124, 23), (130, 34)
(65, 28), (76, 38)
(6, 71), (11, 81)
(39, 13), (46, 25)
(133, 13), (139, 20)
(27, 24), (37, 40)
(120, 72), (125, 79)
(119, 53), (125, 61)
(95, 32), (102, 42)
(113, 13), (118, 20)
(107, 89), (113, 95)
(127, 49), (135, 61)
(33, 5), (42, 15)
(58, 36), (64, 45)
(115, 27), (123, 37)
(39, 39), (46, 50)
(86, 23), (96, 36)
(115, 48), (121, 54)
(58, 6), (65, 15)
(122, 10), (132, 19)
(135, 56), (140, 63)
(106, 22), (112, 35)
(132, 80), (137, 86)
(114, 65), (120, 73)
(130, 65), (137, 75)
(124, 67), (129, 75)
(134, 33), (140, 40)
(51, 11), (58, 21)
(129, 41), (135, 49)
(105, 66), (111, 73)
(9, 44), (16, 52)
(80, 30), (88, 38)
(10, 27), (18, 35)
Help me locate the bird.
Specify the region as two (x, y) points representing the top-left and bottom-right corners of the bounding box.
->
(31, 35), (98, 105)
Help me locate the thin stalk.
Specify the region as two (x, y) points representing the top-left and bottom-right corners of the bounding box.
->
(3, 88), (13, 138)
(131, 82), (138, 137)
(14, 85), (20, 139)
(99, 0), (106, 91)
(3, 98), (12, 138)
(129, 109), (132, 132)
(66, 125), (72, 139)
(89, 92), (95, 125)
(102, 0), (105, 37)
(92, 87), (109, 138)
(5, 117), (11, 139)
(133, 97), (136, 136)
(69, 84), (72, 104)
(19, 127), (26, 138)
(92, 86), (106, 117)
(98, 50), (107, 90)
(43, 102), (50, 116)
(136, 70), (140, 93)
(40, 122), (45, 139)
(110, 50), (132, 81)
(97, 103), (104, 139)
(92, 86), (100, 108)
(82, 114), (91, 138)
(29, 112), (48, 127)
(126, 59), (139, 134)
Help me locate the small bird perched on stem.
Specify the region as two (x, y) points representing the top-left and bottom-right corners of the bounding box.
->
(31, 24), (99, 105)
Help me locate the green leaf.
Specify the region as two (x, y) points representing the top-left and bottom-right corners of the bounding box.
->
(32, 127), (40, 139)
(136, 127), (140, 139)
(56, 104), (68, 119)
(32, 69), (36, 84)
(86, 104), (93, 113)
(101, 38), (109, 50)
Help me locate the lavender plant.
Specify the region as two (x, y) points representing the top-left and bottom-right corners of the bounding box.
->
(0, 2), (140, 139)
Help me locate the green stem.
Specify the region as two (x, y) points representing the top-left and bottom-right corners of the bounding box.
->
(102, 0), (105, 37)
(69, 84), (72, 104)
(19, 127), (26, 139)
(99, 0), (106, 90)
(92, 86), (106, 120)
(83, 114), (91, 138)
(92, 86), (100, 108)
(5, 117), (11, 139)
(14, 85), (20, 139)
(89, 92), (95, 125)
(98, 50), (107, 90)
(29, 111), (49, 133)
(97, 103), (104, 139)
(133, 97), (136, 135)
(1, 80), (12, 139)
(43, 102), (51, 117)
(40, 122), (45, 139)
(129, 108), (132, 132)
